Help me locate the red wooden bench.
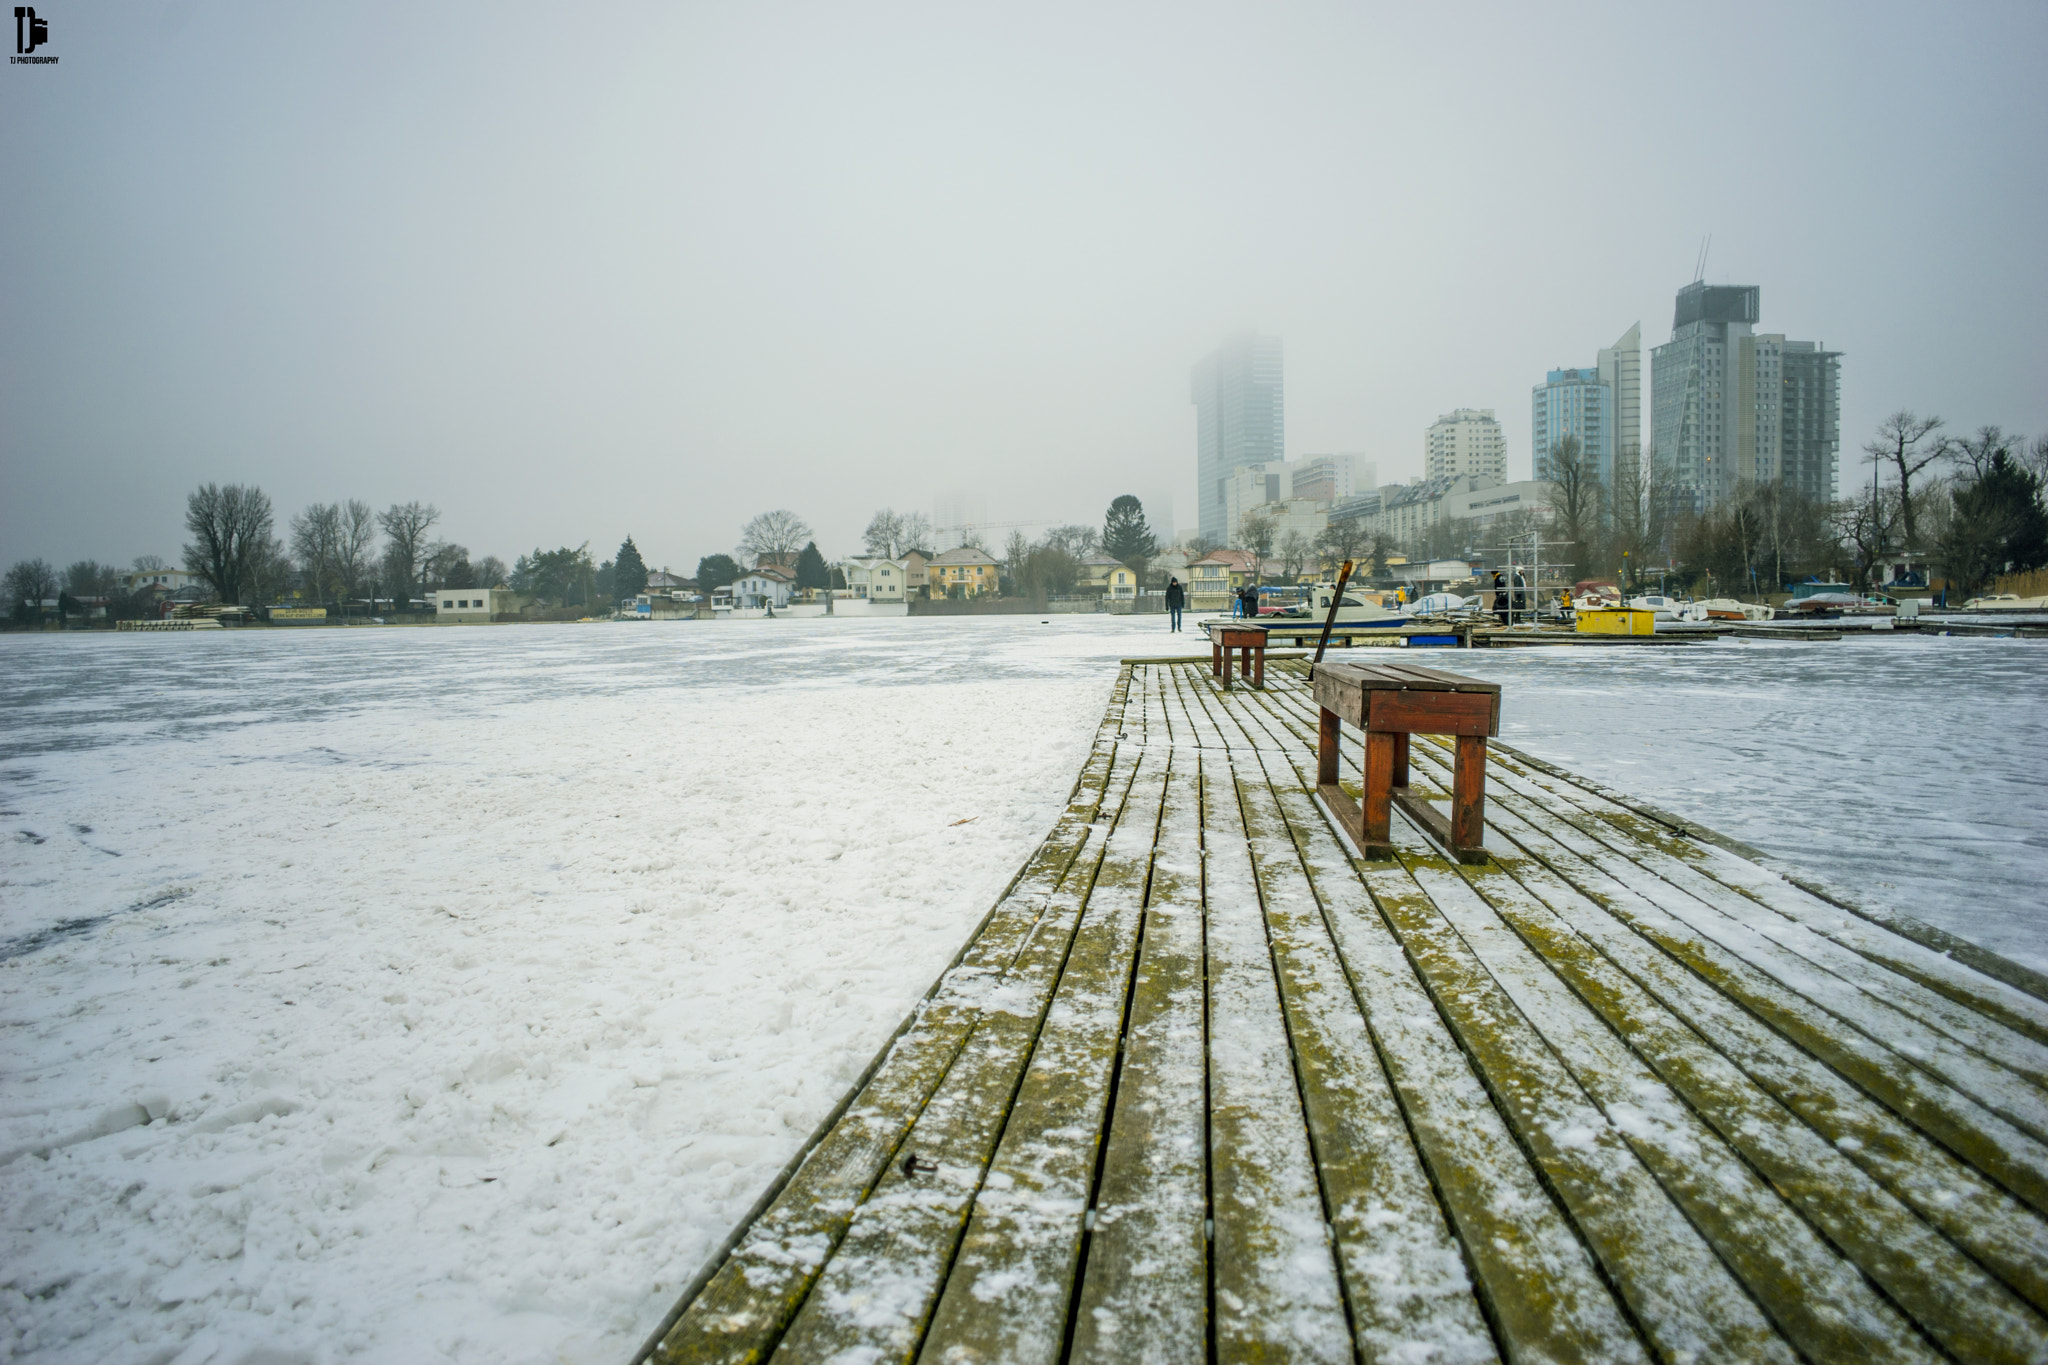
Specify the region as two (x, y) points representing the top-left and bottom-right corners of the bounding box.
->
(1311, 659), (1501, 863)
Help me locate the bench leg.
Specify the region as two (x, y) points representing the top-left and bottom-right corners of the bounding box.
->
(1452, 735), (1487, 854)
(1318, 707), (1339, 787)
(1211, 640), (1221, 676)
(1362, 731), (1396, 854)
(1391, 731), (1409, 788)
(1252, 649), (1265, 688)
(1221, 645), (1233, 690)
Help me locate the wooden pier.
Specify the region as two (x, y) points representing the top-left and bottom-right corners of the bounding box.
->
(637, 659), (2048, 1365)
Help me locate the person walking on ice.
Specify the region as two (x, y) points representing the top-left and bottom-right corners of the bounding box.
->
(1165, 576), (1185, 632)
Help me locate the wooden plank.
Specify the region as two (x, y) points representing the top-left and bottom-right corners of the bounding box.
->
(1400, 853), (1952, 1363)
(1364, 845), (1811, 1365)
(1479, 742), (2048, 1044)
(1463, 783), (2048, 1222)
(1234, 757), (1498, 1364)
(1200, 748), (1354, 1363)
(756, 752), (1148, 1363)
(1365, 689), (1495, 737)
(919, 755), (1170, 1363)
(1069, 754), (1211, 1364)
(1253, 752), (1652, 1362)
(1420, 831), (2048, 1358)
(1487, 782), (2048, 1147)
(649, 741), (1138, 1364)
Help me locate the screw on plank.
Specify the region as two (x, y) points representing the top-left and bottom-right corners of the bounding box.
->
(900, 1152), (938, 1178)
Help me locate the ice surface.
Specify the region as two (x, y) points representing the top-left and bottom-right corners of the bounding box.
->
(0, 620), (2040, 1361)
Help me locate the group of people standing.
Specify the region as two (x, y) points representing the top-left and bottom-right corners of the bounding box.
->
(1161, 576), (1260, 634)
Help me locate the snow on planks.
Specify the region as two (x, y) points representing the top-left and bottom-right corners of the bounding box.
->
(639, 660), (2048, 1365)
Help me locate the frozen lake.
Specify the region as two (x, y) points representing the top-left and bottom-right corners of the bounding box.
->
(2, 618), (2043, 1362)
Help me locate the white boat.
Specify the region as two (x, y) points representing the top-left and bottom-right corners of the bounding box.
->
(1303, 583), (1413, 627)
(1625, 593), (1685, 620)
(1408, 592), (1472, 616)
(1695, 597), (1774, 621)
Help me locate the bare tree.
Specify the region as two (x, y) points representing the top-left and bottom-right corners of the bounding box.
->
(1237, 510), (1276, 582)
(1948, 426), (2017, 482)
(336, 500), (377, 609)
(378, 501), (441, 610)
(1315, 513), (1367, 574)
(2026, 434), (2048, 487)
(184, 482), (276, 605)
(6, 559), (58, 622)
(291, 502), (343, 605)
(1829, 486), (1903, 591)
(1002, 529), (1029, 587)
(1042, 524), (1099, 558)
(863, 508), (906, 559)
(901, 511), (934, 553)
(1606, 445), (1667, 589)
(1279, 530), (1309, 581)
(1543, 436), (1602, 575)
(131, 554), (168, 573)
(1863, 411), (1945, 553)
(63, 560), (121, 599)
(740, 509), (813, 567)
(472, 555), (509, 588)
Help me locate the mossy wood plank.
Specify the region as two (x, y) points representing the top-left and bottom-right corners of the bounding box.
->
(1170, 662), (1233, 752)
(1412, 813), (2048, 1357)
(1467, 787), (2048, 1222)
(650, 743), (1136, 1364)
(1361, 839), (1807, 1365)
(1548, 796), (2048, 1092)
(1475, 741), (2048, 1051)
(918, 755), (1169, 1364)
(1200, 743), (1354, 1363)
(766, 751), (1150, 1363)
(1069, 756), (1211, 1364)
(1399, 851), (1949, 1363)
(1486, 783), (2048, 1147)
(1257, 755), (1652, 1362)
(1453, 791), (2048, 1318)
(1234, 759), (1498, 1364)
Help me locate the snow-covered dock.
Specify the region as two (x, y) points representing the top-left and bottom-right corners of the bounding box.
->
(639, 658), (2048, 1364)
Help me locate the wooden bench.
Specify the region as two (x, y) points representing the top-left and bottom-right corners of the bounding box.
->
(1311, 659), (1501, 863)
(1210, 626), (1268, 689)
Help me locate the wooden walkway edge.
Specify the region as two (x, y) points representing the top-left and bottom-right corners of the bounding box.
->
(634, 660), (2048, 1365)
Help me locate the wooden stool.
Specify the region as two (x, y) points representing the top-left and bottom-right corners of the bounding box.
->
(1212, 627), (1267, 689)
(1311, 660), (1500, 863)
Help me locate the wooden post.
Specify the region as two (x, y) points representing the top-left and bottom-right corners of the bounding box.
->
(1211, 637), (1222, 676)
(1251, 644), (1265, 689)
(1363, 731), (1396, 851)
(1391, 731), (1410, 789)
(1453, 735), (1487, 852)
(1221, 643), (1233, 690)
(1318, 706), (1339, 788)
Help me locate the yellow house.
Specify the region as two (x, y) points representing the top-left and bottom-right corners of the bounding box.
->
(929, 547), (1000, 598)
(1187, 555), (1234, 608)
(1080, 555), (1138, 598)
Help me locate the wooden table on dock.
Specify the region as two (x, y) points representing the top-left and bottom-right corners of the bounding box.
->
(1209, 626), (1268, 689)
(1313, 658), (1500, 863)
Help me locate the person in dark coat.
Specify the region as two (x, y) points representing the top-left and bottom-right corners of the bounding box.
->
(1492, 571), (1509, 626)
(1165, 576), (1186, 632)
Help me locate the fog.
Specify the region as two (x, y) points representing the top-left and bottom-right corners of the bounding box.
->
(3, 1), (2044, 569)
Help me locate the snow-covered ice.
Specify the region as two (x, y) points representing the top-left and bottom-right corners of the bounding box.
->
(1, 620), (2041, 1362)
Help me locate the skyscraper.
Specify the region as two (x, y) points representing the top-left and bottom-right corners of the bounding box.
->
(1424, 410), (1505, 487)
(1531, 369), (1613, 486)
(1650, 283), (1842, 512)
(1192, 331), (1284, 543)
(1597, 322), (1641, 458)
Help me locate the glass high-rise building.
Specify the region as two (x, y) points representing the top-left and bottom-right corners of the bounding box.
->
(1532, 369), (1613, 486)
(1650, 282), (1841, 512)
(1192, 330), (1284, 543)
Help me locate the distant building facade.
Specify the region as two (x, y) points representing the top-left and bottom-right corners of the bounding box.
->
(1532, 368), (1614, 487)
(1219, 453), (1366, 546)
(928, 547), (999, 598)
(1424, 410), (1506, 488)
(1192, 330), (1285, 543)
(1598, 323), (1642, 460)
(1650, 282), (1841, 512)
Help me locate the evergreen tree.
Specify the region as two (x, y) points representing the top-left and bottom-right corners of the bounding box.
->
(1102, 495), (1156, 571)
(794, 540), (830, 590)
(695, 553), (742, 594)
(614, 536), (649, 599)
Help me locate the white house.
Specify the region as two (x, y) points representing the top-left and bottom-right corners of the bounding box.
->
(732, 565), (795, 611)
(120, 567), (205, 594)
(840, 556), (906, 602)
(430, 588), (515, 621)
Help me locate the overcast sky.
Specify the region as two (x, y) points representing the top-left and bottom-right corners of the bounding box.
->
(4, 1), (2043, 572)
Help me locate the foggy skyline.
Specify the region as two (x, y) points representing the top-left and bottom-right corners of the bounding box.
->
(4, 2), (2044, 572)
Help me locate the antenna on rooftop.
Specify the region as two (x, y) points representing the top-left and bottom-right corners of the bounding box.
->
(1693, 235), (1712, 283)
